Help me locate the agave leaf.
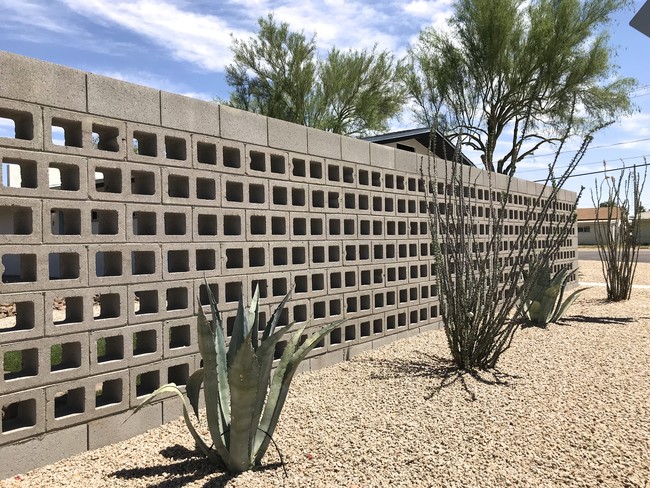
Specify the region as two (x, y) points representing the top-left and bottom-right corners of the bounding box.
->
(227, 333), (262, 473)
(227, 288), (247, 368)
(197, 300), (231, 461)
(262, 289), (293, 341)
(551, 287), (587, 323)
(186, 368), (204, 419)
(249, 320), (297, 454)
(248, 285), (261, 351)
(130, 383), (221, 465)
(254, 319), (344, 463)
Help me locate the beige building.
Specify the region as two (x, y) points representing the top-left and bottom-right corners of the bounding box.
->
(576, 207), (622, 245)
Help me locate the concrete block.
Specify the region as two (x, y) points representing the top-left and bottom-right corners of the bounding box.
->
(161, 91), (219, 136)
(395, 147), (419, 174)
(162, 396), (185, 423)
(0, 98), (43, 151)
(43, 107), (127, 160)
(268, 117), (308, 153)
(309, 350), (345, 371)
(88, 401), (162, 450)
(87, 73), (160, 125)
(307, 127), (341, 159)
(245, 144), (290, 181)
(0, 51), (86, 111)
(0, 291), (45, 343)
(341, 135), (370, 165)
(370, 143), (395, 169)
(0, 423), (87, 480)
(220, 104), (267, 146)
(0, 196), (42, 245)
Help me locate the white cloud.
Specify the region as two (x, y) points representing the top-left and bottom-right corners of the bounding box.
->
(616, 112), (650, 138)
(0, 0), (79, 36)
(61, 0), (251, 72)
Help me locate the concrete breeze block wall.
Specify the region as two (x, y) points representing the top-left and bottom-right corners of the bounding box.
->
(0, 50), (578, 477)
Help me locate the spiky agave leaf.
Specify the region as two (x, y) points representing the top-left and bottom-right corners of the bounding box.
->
(254, 318), (345, 463)
(197, 296), (231, 463)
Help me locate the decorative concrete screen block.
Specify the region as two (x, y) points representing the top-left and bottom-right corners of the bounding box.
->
(0, 50), (578, 479)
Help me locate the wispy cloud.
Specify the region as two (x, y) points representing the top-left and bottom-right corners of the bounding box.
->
(61, 0), (250, 71)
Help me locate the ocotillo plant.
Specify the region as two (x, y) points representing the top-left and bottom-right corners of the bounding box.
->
(591, 162), (647, 301)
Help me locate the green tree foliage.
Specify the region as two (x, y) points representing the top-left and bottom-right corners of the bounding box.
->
(405, 0), (637, 174)
(225, 14), (405, 136)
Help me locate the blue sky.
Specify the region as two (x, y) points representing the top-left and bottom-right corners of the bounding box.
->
(1, 0), (650, 208)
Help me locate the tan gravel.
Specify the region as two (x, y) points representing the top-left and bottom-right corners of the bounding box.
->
(2, 261), (649, 487)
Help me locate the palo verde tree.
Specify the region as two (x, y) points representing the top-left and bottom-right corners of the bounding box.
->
(225, 14), (405, 137)
(591, 162), (647, 301)
(406, 0), (636, 174)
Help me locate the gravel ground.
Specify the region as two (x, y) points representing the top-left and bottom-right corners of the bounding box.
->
(2, 261), (649, 487)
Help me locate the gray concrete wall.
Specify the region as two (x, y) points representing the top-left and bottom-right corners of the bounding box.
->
(0, 50), (578, 478)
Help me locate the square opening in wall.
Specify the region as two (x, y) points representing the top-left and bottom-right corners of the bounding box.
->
(133, 329), (157, 356)
(94, 293), (120, 320)
(197, 141), (217, 165)
(250, 215), (267, 235)
(249, 184), (265, 204)
(312, 246), (325, 264)
(293, 304), (307, 322)
(295, 275), (307, 293)
(199, 283), (218, 306)
(97, 335), (124, 363)
(272, 277), (287, 296)
(271, 154), (285, 174)
(0, 205), (32, 235)
(345, 324), (355, 341)
(0, 300), (35, 332)
(223, 214), (241, 236)
(330, 272), (341, 289)
(2, 253), (37, 283)
(249, 151), (265, 172)
(132, 131), (157, 157)
(167, 250), (189, 273)
(168, 175), (189, 198)
(360, 321), (371, 337)
(292, 188), (305, 206)
(312, 190), (324, 208)
(345, 271), (356, 288)
(3, 348), (38, 380)
(272, 217), (286, 235)
(225, 249), (243, 269)
(131, 170), (155, 195)
(52, 296), (83, 325)
(358, 170), (369, 186)
(292, 247), (306, 265)
(273, 186), (287, 205)
(95, 251), (122, 277)
(49, 162), (79, 191)
(164, 136), (187, 160)
(1, 398), (36, 433)
(249, 247), (265, 267)
(223, 146), (241, 168)
(292, 158), (306, 177)
(136, 370), (160, 397)
(51, 118), (82, 147)
(132, 250), (155, 275)
(312, 273), (325, 291)
(95, 378), (123, 408)
(50, 341), (81, 372)
(1, 159), (37, 188)
(92, 124), (120, 152)
(168, 363), (189, 386)
(273, 247), (287, 266)
(92, 209), (119, 235)
(309, 160), (322, 179)
(169, 324), (191, 349)
(329, 327), (341, 344)
(310, 218), (323, 236)
(54, 387), (85, 418)
(225, 181), (244, 202)
(134, 290), (158, 315)
(166, 287), (188, 311)
(164, 212), (186, 235)
(196, 249), (216, 271)
(0, 108), (33, 140)
(251, 279), (268, 299)
(197, 178), (216, 200)
(197, 214), (217, 236)
(48, 252), (79, 280)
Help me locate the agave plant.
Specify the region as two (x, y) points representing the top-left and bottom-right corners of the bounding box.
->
(133, 282), (344, 473)
(523, 264), (586, 326)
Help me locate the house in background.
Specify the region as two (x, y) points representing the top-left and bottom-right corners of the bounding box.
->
(363, 127), (475, 167)
(576, 207), (622, 245)
(634, 211), (650, 245)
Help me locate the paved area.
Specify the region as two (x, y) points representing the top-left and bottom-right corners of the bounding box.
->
(578, 249), (650, 263)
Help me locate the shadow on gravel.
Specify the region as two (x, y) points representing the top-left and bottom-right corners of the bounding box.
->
(365, 352), (519, 402)
(111, 444), (285, 488)
(564, 314), (637, 325)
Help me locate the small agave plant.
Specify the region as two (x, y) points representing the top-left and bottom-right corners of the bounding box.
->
(523, 264), (586, 326)
(133, 282), (344, 473)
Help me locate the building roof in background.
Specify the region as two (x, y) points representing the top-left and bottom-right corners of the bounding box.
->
(362, 127), (475, 167)
(631, 1), (650, 38)
(577, 207), (622, 221)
